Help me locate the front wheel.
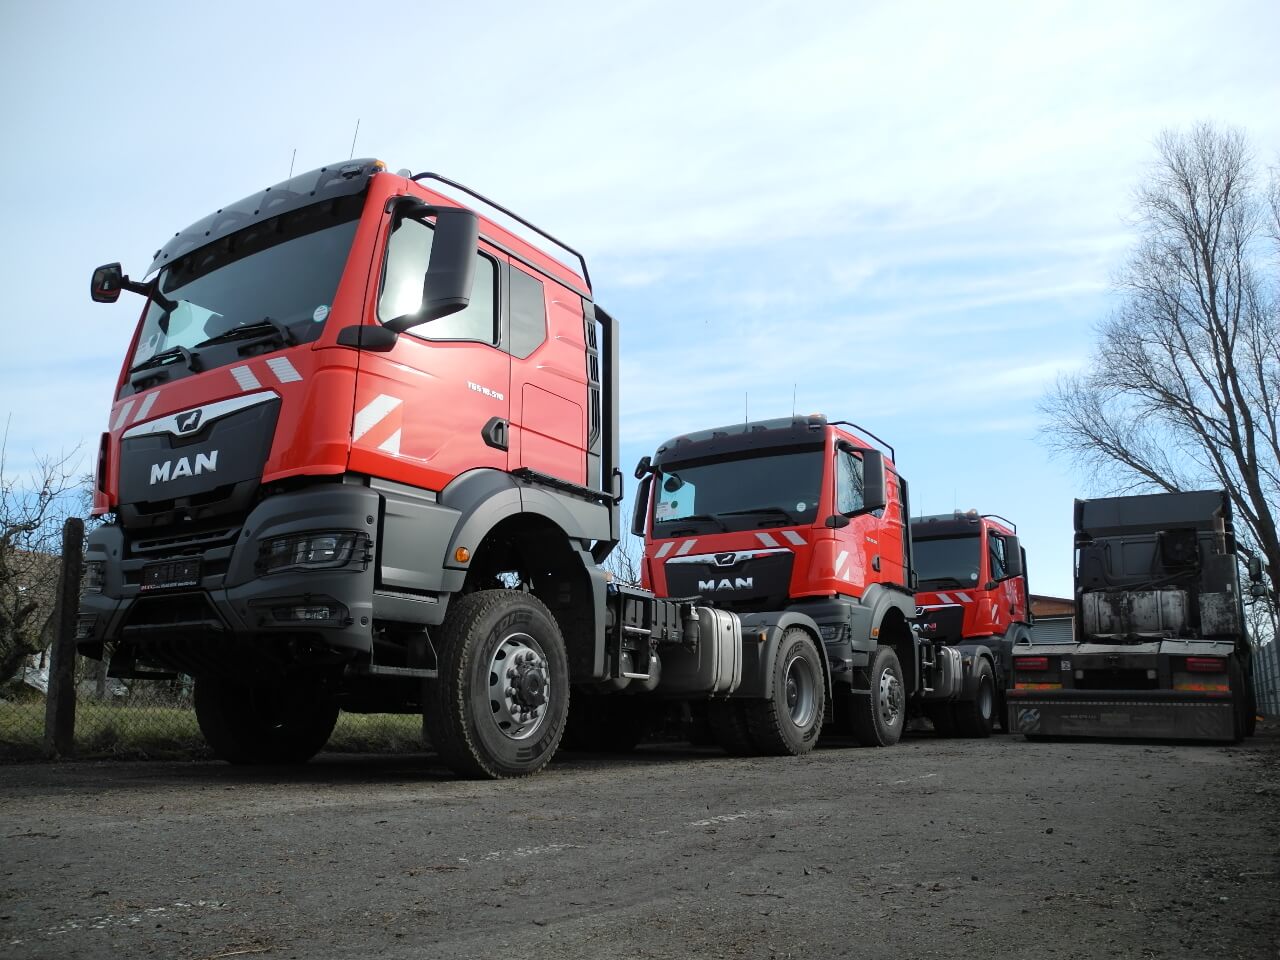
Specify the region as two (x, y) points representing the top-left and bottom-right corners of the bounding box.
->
(423, 590), (569, 779)
(849, 646), (905, 747)
(194, 674), (338, 765)
(954, 658), (996, 738)
(743, 628), (826, 755)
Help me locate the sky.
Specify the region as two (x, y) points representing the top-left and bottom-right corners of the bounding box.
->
(1, 0), (1278, 597)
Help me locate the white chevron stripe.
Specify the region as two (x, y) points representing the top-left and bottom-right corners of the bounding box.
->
(835, 550), (849, 577)
(654, 542), (674, 559)
(675, 539), (697, 556)
(781, 530), (806, 546)
(132, 391), (159, 423)
(936, 592), (953, 604)
(377, 429), (402, 455)
(956, 592), (973, 603)
(110, 400), (135, 431)
(265, 356), (303, 383)
(756, 532), (780, 548)
(353, 394), (402, 441)
(230, 365), (262, 390)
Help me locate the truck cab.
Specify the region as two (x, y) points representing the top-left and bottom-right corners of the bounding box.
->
(635, 414), (1000, 745)
(912, 511), (1032, 730)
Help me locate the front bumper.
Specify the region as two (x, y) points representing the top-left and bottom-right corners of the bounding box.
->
(79, 485), (381, 671)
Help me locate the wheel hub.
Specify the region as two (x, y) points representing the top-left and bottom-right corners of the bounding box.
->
(878, 669), (903, 726)
(783, 654), (816, 727)
(488, 632), (550, 741)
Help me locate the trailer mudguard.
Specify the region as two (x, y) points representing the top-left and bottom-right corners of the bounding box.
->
(729, 611), (827, 700)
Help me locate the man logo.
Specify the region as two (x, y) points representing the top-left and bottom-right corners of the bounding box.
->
(176, 409), (203, 434)
(698, 577), (753, 591)
(150, 451), (218, 485)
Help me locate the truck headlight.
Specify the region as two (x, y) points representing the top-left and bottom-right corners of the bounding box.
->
(83, 561), (106, 593)
(260, 532), (363, 573)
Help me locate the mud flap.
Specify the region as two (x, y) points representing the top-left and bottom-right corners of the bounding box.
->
(1008, 695), (1235, 741)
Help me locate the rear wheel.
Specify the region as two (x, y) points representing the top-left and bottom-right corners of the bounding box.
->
(743, 628), (826, 756)
(194, 674), (338, 765)
(561, 693), (647, 753)
(954, 658), (996, 738)
(423, 590), (569, 778)
(927, 702), (958, 737)
(708, 700), (758, 755)
(1228, 656), (1248, 744)
(849, 646), (905, 747)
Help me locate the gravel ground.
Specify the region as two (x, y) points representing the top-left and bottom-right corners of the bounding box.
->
(2, 727), (1277, 960)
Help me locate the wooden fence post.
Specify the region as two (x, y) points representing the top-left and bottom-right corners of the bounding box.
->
(43, 517), (84, 758)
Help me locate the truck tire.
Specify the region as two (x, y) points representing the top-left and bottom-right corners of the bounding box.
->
(1228, 656), (1247, 743)
(708, 700), (758, 755)
(954, 658), (996, 738)
(742, 628), (826, 756)
(194, 674), (338, 765)
(849, 646), (905, 747)
(423, 590), (569, 778)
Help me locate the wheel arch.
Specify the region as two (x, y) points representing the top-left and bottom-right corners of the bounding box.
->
(732, 611), (830, 701)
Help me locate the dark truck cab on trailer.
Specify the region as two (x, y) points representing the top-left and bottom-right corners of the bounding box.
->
(1007, 490), (1258, 741)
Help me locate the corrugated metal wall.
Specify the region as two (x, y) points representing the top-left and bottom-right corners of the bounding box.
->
(1031, 616), (1073, 644)
(1255, 640), (1280, 717)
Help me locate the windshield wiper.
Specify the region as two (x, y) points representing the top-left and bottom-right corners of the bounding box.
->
(717, 506), (799, 524)
(659, 513), (728, 532)
(129, 345), (201, 374)
(195, 316), (295, 348)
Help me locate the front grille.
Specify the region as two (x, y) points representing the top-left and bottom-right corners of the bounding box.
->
(131, 526), (239, 556)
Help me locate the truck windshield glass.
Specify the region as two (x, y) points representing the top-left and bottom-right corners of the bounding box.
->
(129, 197), (362, 369)
(652, 446), (824, 534)
(914, 536), (981, 587)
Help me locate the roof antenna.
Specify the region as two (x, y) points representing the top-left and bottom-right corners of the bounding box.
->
(348, 119), (361, 160)
(792, 383), (797, 418)
(744, 392), (749, 425)
(288, 148), (296, 179)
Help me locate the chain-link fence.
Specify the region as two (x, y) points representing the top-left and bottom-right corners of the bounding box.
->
(1, 652), (429, 761)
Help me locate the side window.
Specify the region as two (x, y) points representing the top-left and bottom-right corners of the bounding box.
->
(377, 217), (498, 345)
(836, 450), (863, 515)
(510, 267), (547, 358)
(989, 534), (1009, 580)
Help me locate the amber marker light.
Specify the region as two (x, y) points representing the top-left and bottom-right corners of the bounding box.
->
(455, 547), (470, 563)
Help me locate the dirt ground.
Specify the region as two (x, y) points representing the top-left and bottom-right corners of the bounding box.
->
(2, 727), (1277, 960)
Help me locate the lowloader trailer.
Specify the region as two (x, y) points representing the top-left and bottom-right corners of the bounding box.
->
(1007, 490), (1259, 742)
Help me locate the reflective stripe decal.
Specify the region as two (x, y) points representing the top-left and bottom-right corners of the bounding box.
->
(132, 391), (159, 423)
(110, 400), (136, 430)
(353, 394), (403, 441)
(675, 539), (698, 556)
(936, 592), (953, 604)
(266, 357), (303, 383)
(756, 532), (780, 548)
(654, 542), (674, 559)
(781, 530), (806, 546)
(835, 550), (849, 578)
(377, 429), (402, 456)
(956, 592), (973, 602)
(230, 365), (262, 391)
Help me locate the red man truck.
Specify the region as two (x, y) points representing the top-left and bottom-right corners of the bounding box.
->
(634, 415), (1002, 750)
(912, 511), (1032, 735)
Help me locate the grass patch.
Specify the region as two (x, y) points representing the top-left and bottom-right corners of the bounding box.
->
(1, 699), (426, 761)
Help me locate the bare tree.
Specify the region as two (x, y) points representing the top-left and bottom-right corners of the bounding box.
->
(1041, 123), (1280, 604)
(0, 437), (84, 686)
(603, 531), (645, 587)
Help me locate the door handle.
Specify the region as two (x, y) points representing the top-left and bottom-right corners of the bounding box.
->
(482, 417), (509, 451)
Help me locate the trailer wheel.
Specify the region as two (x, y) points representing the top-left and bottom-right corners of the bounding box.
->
(423, 590), (569, 778)
(708, 700), (758, 755)
(194, 674), (338, 765)
(849, 646), (905, 747)
(954, 658), (996, 738)
(742, 628), (826, 756)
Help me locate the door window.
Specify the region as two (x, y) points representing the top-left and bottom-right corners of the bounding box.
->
(835, 450), (864, 515)
(989, 534), (1009, 580)
(509, 267), (547, 358)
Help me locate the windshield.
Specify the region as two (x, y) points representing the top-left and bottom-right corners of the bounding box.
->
(914, 535), (981, 588)
(129, 196), (362, 371)
(651, 446), (824, 534)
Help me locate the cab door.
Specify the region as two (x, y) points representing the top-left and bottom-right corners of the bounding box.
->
(348, 213), (510, 492)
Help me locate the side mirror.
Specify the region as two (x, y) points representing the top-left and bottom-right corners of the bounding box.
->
(859, 449), (887, 514)
(1003, 535), (1023, 578)
(1248, 557), (1264, 582)
(634, 455), (652, 480)
(91, 263), (124, 303)
(1250, 582), (1268, 599)
(631, 474), (653, 538)
(386, 203), (481, 333)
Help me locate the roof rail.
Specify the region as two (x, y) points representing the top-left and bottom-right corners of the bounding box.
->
(981, 513), (1017, 533)
(826, 421), (895, 461)
(411, 172), (591, 293)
